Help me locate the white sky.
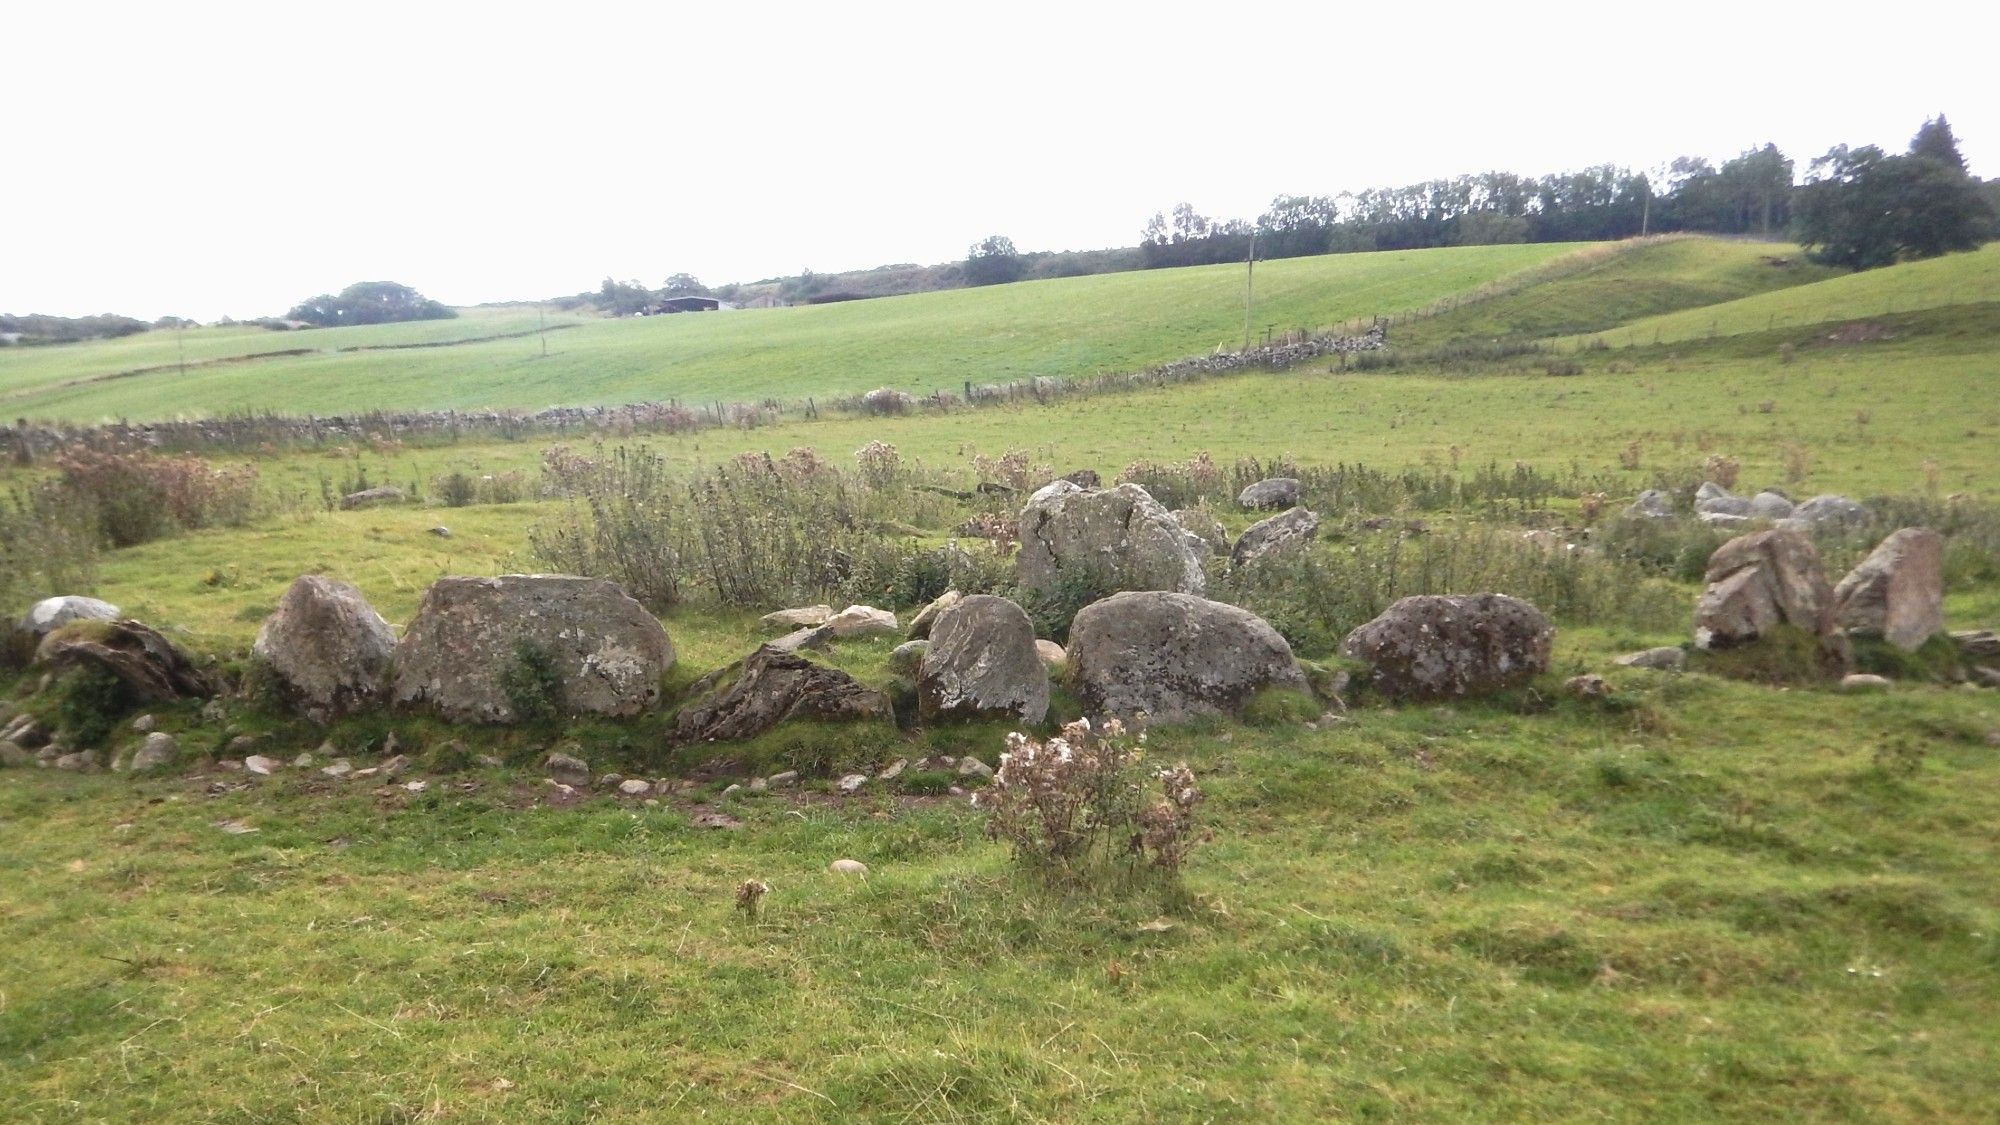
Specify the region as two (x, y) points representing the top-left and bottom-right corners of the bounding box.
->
(5, 0), (1995, 320)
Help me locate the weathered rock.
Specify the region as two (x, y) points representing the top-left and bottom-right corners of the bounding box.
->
(252, 576), (397, 722)
(131, 714), (156, 733)
(1061, 468), (1102, 488)
(836, 772), (869, 793)
(918, 595), (1049, 724)
(1697, 495), (1753, 517)
(55, 750), (96, 771)
(1342, 594), (1555, 700)
(321, 758), (354, 779)
(956, 757), (995, 779)
(544, 751), (591, 787)
(2, 716), (47, 749)
(1565, 673), (1612, 698)
(391, 574), (674, 723)
(1613, 646), (1686, 671)
(1791, 494), (1868, 529)
(1832, 528), (1944, 650)
(16, 595), (119, 639)
(766, 625), (833, 654)
(760, 605), (834, 632)
(1035, 639), (1066, 670)
(244, 755), (280, 776)
(1695, 482), (1732, 506)
(1972, 666), (2000, 689)
(1841, 673), (1892, 692)
(1698, 511), (1753, 528)
(906, 590), (961, 640)
(225, 735), (260, 757)
(124, 728), (174, 768)
(1069, 591), (1306, 723)
(1171, 508), (1230, 557)
(1016, 481), (1206, 598)
(35, 619), (216, 703)
(828, 858), (869, 876)
(824, 605), (898, 638)
(670, 646), (892, 744)
(1238, 477), (1301, 510)
(1953, 630), (2000, 660)
(380, 754), (412, 778)
(1230, 507), (1320, 567)
(1748, 491), (1795, 520)
(877, 758), (908, 781)
(428, 526), (452, 538)
(890, 640), (929, 672)
(1693, 530), (1838, 651)
(618, 778), (652, 797)
(338, 485), (405, 510)
(1624, 490), (1674, 520)
(0, 741), (28, 768)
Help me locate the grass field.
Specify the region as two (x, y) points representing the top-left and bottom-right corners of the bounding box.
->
(6, 238), (2000, 1120)
(0, 244), (1582, 423)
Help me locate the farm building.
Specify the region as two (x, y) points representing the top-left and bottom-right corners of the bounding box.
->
(641, 296), (724, 314)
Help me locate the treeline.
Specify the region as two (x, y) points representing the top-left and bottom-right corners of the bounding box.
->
(1141, 117), (1994, 271)
(0, 313), (155, 346)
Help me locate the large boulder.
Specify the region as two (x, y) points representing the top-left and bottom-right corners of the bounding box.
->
(35, 619), (216, 702)
(1067, 591), (1306, 724)
(1341, 594), (1554, 700)
(1238, 477), (1301, 510)
(339, 485), (406, 510)
(391, 575), (674, 723)
(1790, 494), (1868, 529)
(1016, 481), (1206, 597)
(1692, 529), (1837, 650)
(1230, 507), (1319, 567)
(670, 646), (892, 744)
(1748, 491), (1795, 520)
(917, 595), (1049, 724)
(1833, 528), (1945, 650)
(252, 576), (397, 722)
(16, 596), (120, 639)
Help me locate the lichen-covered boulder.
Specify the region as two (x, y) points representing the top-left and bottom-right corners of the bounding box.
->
(1833, 527), (1944, 650)
(759, 605), (833, 632)
(918, 595), (1049, 724)
(35, 619), (216, 702)
(1068, 591), (1305, 724)
(16, 596), (120, 639)
(252, 576), (397, 722)
(1341, 594), (1554, 700)
(670, 646), (892, 744)
(1230, 507), (1319, 567)
(824, 605), (898, 637)
(1017, 481), (1206, 597)
(1692, 529), (1836, 650)
(1238, 477), (1301, 510)
(391, 575), (674, 723)
(339, 485), (406, 510)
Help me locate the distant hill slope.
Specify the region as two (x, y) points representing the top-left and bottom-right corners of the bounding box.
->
(1563, 244), (2000, 348)
(0, 244), (1582, 423)
(1393, 237), (1842, 347)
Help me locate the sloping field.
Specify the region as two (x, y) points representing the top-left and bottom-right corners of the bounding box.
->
(0, 244), (1584, 423)
(1566, 244), (2000, 348)
(1394, 236), (1841, 346)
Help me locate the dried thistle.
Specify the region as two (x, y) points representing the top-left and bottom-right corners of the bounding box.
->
(735, 879), (770, 918)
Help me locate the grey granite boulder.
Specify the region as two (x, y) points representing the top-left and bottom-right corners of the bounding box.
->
(918, 595), (1049, 724)
(1068, 591), (1305, 724)
(1341, 594), (1555, 700)
(252, 576), (397, 722)
(1017, 481), (1206, 598)
(392, 575), (674, 723)
(1832, 527), (1944, 650)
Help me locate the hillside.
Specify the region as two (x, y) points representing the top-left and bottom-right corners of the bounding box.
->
(0, 244), (1581, 423)
(1564, 244), (2000, 348)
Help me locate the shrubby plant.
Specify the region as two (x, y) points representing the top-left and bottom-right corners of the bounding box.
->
(980, 718), (1208, 882)
(54, 448), (259, 547)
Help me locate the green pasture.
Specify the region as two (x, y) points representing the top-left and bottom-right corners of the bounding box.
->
(0, 244), (1581, 423)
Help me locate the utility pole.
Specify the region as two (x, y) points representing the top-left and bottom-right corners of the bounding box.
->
(537, 302), (548, 358)
(1243, 229), (1257, 352)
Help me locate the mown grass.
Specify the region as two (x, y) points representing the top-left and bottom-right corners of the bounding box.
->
(0, 244), (1583, 423)
(4, 668), (1997, 1119)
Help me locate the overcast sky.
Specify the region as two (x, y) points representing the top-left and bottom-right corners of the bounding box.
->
(6, 1), (1995, 320)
